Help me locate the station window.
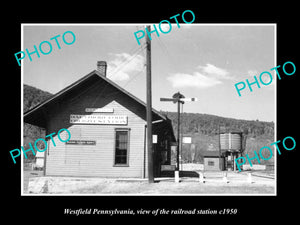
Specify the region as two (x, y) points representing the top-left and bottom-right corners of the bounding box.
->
(114, 129), (130, 166)
(208, 161), (214, 166)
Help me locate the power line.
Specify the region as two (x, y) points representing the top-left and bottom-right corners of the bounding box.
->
(123, 64), (146, 88)
(156, 36), (173, 63)
(86, 45), (147, 106)
(108, 43), (146, 80)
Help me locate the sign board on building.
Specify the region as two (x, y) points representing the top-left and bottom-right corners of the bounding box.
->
(66, 140), (96, 145)
(153, 135), (157, 144)
(182, 137), (192, 144)
(85, 108), (114, 113)
(161, 165), (176, 171)
(70, 114), (127, 125)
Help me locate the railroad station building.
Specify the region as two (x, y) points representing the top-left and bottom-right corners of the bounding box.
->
(24, 61), (176, 178)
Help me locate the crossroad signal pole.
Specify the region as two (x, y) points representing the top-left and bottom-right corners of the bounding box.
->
(146, 25), (154, 183)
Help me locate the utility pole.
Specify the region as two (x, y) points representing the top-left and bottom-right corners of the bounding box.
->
(146, 25), (154, 183)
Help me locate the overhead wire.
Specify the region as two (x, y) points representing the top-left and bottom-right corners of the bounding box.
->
(65, 27), (170, 176)
(67, 26), (147, 112)
(156, 34), (174, 64)
(68, 26), (170, 107)
(89, 43), (147, 106)
(67, 42), (146, 108)
(107, 43), (146, 80)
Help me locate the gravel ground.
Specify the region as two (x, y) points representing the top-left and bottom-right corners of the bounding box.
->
(70, 176), (275, 195)
(24, 171), (275, 195)
(23, 163), (275, 195)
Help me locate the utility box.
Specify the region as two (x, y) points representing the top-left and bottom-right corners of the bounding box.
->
(203, 151), (225, 171)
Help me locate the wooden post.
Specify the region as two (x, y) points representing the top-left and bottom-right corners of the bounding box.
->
(219, 125), (221, 170)
(177, 100), (180, 171)
(223, 171), (229, 183)
(233, 153), (236, 172)
(146, 25), (154, 183)
(247, 173), (253, 183)
(199, 172), (205, 183)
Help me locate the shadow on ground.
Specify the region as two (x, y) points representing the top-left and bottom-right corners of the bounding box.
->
(160, 171), (199, 178)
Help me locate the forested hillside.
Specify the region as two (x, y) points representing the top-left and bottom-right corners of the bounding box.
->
(24, 84), (53, 112)
(162, 111), (274, 165)
(23, 84), (275, 165)
(162, 111), (274, 138)
(23, 84), (52, 162)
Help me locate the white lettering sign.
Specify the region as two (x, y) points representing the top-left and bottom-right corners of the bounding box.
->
(153, 135), (157, 144)
(182, 137), (192, 144)
(70, 114), (127, 125)
(85, 108), (114, 113)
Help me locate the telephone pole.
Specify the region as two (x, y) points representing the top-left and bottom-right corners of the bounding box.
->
(146, 25), (154, 183)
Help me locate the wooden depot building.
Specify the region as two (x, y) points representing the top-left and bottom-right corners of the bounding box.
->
(24, 61), (176, 178)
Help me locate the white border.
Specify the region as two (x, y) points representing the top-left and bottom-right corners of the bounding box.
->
(21, 23), (277, 196)
(21, 23), (24, 195)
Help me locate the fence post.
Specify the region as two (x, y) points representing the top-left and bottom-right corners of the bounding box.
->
(247, 173), (253, 184)
(199, 172), (205, 183)
(175, 170), (180, 183)
(223, 171), (229, 183)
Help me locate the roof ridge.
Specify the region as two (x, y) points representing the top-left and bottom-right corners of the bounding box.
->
(93, 70), (166, 120)
(24, 70), (166, 121)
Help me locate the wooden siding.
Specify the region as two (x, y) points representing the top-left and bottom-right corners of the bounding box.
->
(45, 80), (147, 178)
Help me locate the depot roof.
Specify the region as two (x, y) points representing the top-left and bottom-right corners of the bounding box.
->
(24, 70), (169, 128)
(203, 151), (223, 158)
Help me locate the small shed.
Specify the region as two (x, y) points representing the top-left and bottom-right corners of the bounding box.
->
(203, 151), (225, 171)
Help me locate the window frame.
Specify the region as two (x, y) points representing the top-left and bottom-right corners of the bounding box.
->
(113, 128), (130, 167)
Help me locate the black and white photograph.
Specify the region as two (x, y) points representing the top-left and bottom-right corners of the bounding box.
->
(21, 24), (276, 195)
(4, 5), (298, 220)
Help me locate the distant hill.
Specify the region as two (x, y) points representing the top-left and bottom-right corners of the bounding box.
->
(162, 111), (274, 165)
(23, 84), (274, 165)
(23, 84), (53, 163)
(24, 84), (53, 112)
(162, 111), (274, 139)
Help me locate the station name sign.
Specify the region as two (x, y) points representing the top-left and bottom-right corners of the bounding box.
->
(85, 108), (114, 113)
(66, 140), (96, 145)
(70, 114), (127, 125)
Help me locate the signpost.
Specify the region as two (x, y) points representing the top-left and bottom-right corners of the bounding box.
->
(160, 92), (197, 182)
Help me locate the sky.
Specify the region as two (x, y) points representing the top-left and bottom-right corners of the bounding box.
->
(22, 24), (276, 122)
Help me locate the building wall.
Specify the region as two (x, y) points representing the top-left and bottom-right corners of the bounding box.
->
(204, 157), (224, 171)
(44, 80), (147, 178)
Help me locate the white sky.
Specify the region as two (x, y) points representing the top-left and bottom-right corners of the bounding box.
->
(22, 24), (276, 122)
